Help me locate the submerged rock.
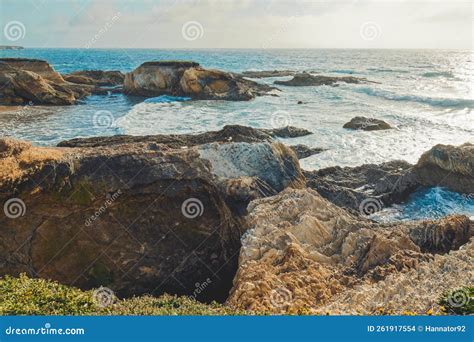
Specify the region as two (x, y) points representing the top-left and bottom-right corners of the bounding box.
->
(0, 135), (304, 302)
(274, 72), (371, 87)
(343, 116), (392, 131)
(123, 61), (277, 100)
(227, 188), (473, 314)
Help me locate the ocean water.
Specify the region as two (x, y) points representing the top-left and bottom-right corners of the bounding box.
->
(0, 48), (473, 221)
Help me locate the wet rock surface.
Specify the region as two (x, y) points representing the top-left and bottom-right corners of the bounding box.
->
(274, 72), (372, 87)
(289, 144), (325, 159)
(63, 70), (124, 86)
(0, 135), (304, 302)
(124, 61), (277, 100)
(304, 160), (418, 214)
(343, 116), (392, 131)
(57, 125), (312, 148)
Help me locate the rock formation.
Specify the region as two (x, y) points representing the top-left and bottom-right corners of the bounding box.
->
(123, 61), (277, 100)
(227, 188), (473, 314)
(304, 142), (473, 214)
(343, 116), (392, 131)
(239, 70), (295, 78)
(274, 72), (372, 87)
(0, 132), (304, 302)
(0, 58), (119, 105)
(63, 70), (124, 86)
(414, 143), (474, 194)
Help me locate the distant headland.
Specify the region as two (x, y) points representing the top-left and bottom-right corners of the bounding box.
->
(0, 45), (24, 50)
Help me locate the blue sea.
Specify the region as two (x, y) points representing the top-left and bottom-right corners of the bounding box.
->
(0, 48), (473, 220)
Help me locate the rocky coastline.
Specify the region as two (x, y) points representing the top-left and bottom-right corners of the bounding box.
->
(0, 58), (472, 315)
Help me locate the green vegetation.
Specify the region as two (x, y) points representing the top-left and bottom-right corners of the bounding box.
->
(0, 274), (247, 315)
(438, 286), (473, 315)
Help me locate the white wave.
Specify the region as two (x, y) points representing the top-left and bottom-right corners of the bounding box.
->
(353, 87), (474, 109)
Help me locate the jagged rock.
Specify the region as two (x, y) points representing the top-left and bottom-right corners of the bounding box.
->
(57, 125), (312, 148)
(0, 136), (304, 302)
(304, 160), (417, 214)
(226, 188), (473, 314)
(289, 144), (325, 159)
(343, 116), (392, 131)
(274, 72), (371, 87)
(124, 61), (276, 100)
(239, 70), (295, 78)
(63, 70), (124, 86)
(414, 143), (474, 194)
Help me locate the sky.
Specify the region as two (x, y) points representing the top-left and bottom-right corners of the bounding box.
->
(0, 0), (472, 49)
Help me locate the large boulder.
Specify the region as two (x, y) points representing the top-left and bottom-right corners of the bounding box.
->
(0, 58), (117, 105)
(414, 143), (474, 194)
(0, 133), (304, 302)
(227, 188), (473, 314)
(124, 61), (276, 100)
(0, 62), (76, 105)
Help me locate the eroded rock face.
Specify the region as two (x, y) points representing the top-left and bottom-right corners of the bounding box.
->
(414, 143), (474, 194)
(226, 188), (473, 314)
(0, 136), (303, 302)
(274, 73), (371, 87)
(124, 61), (276, 100)
(343, 116), (392, 131)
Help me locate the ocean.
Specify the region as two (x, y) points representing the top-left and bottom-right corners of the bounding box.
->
(0, 48), (473, 220)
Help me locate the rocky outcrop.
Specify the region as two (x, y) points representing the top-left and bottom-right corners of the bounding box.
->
(0, 61), (76, 105)
(289, 145), (325, 159)
(0, 134), (304, 302)
(274, 72), (371, 87)
(0, 58), (118, 105)
(414, 143), (474, 194)
(239, 70), (295, 78)
(124, 61), (277, 100)
(58, 125), (312, 148)
(227, 188), (473, 314)
(343, 116), (392, 131)
(304, 142), (474, 214)
(304, 160), (418, 214)
(63, 70), (124, 86)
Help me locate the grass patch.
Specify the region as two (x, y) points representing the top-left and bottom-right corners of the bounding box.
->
(438, 286), (473, 315)
(0, 274), (247, 315)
